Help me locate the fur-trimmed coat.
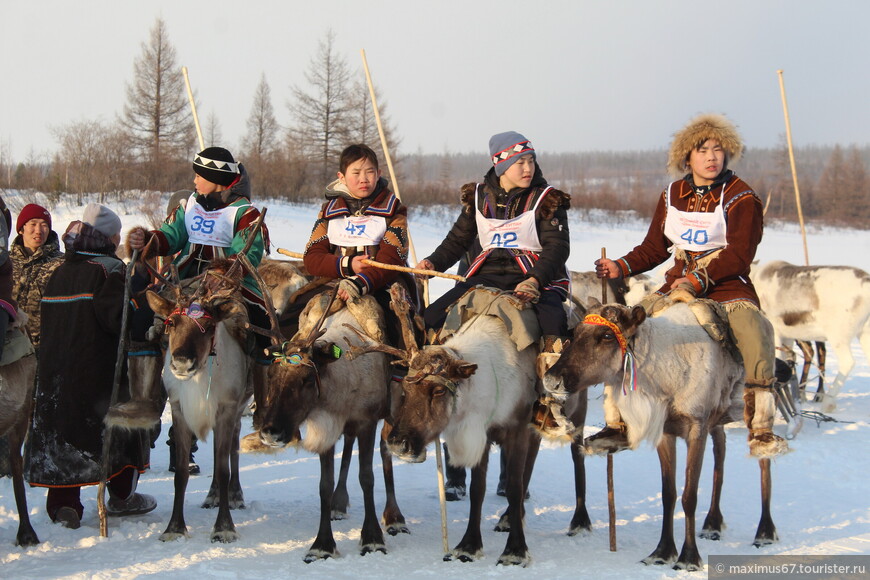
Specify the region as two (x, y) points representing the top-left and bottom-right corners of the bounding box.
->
(426, 166), (571, 292)
(11, 231), (63, 349)
(304, 177), (409, 295)
(25, 232), (148, 488)
(615, 171), (763, 306)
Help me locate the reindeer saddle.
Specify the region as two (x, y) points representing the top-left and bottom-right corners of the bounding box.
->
(295, 288), (387, 344)
(438, 285), (540, 352)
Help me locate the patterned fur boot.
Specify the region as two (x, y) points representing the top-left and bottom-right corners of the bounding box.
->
(745, 386), (789, 458)
(105, 341), (165, 429)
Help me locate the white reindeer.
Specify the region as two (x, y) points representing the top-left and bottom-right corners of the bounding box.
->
(752, 260), (870, 412)
(146, 269), (252, 543)
(543, 300), (778, 571)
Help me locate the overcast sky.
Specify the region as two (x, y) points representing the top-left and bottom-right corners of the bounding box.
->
(2, 0), (868, 164)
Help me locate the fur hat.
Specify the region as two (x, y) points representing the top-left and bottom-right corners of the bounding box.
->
(193, 147), (240, 187)
(82, 203), (122, 239)
(489, 131), (535, 176)
(667, 114), (744, 178)
(16, 203), (51, 233)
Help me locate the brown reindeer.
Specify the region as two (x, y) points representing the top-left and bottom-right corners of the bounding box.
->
(146, 266), (252, 543)
(543, 299), (778, 571)
(252, 279), (408, 562)
(0, 330), (39, 546)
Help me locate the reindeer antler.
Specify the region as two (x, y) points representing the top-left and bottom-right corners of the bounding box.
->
(389, 283), (420, 359)
(342, 323), (410, 364)
(303, 285), (338, 349)
(235, 252), (286, 347)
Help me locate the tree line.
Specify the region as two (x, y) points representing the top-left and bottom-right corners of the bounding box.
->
(1, 18), (868, 228)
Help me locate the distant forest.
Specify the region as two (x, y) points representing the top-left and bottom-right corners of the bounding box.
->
(1, 19), (867, 228)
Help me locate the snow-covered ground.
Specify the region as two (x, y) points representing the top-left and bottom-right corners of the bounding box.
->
(1, 193), (868, 579)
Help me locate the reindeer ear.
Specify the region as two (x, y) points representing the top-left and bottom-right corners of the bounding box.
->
(146, 290), (174, 318)
(623, 305), (647, 336)
(587, 296), (602, 308)
(454, 361), (478, 379)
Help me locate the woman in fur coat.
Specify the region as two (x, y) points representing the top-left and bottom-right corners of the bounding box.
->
(25, 204), (154, 529)
(593, 113), (788, 458)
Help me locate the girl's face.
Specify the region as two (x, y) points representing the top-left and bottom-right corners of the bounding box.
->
(688, 139), (725, 186)
(499, 154), (536, 191)
(338, 157), (380, 199)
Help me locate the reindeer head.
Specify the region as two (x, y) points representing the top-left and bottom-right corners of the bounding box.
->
(386, 347), (477, 463)
(544, 301), (646, 396)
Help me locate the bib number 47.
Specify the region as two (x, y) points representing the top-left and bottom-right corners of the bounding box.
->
(680, 228), (709, 246)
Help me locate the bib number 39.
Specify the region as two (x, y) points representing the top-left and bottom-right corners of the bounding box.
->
(680, 228), (709, 246)
(190, 215), (216, 235)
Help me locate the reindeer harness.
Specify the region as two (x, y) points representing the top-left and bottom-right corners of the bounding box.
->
(583, 313), (638, 395)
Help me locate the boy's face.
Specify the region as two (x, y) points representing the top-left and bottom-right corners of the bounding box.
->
(338, 157), (380, 199)
(688, 139), (725, 186)
(194, 172), (222, 195)
(499, 154), (535, 191)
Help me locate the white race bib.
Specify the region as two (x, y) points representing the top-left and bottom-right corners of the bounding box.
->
(327, 215), (388, 248)
(184, 194), (249, 247)
(662, 182), (728, 251)
(474, 185), (551, 252)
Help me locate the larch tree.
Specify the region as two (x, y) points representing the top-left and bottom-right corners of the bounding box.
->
(120, 17), (195, 189)
(288, 30), (352, 186)
(242, 73), (280, 163)
(346, 78), (402, 174)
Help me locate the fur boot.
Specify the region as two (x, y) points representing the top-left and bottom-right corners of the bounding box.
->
(105, 342), (165, 429)
(530, 336), (575, 440)
(745, 386), (789, 458)
(584, 384), (630, 455)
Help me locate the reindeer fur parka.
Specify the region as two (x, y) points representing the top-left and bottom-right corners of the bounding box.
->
(426, 166), (571, 294)
(304, 177), (410, 295)
(615, 170), (763, 306)
(25, 225), (148, 488)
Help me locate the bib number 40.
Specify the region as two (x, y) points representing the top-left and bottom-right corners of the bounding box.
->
(680, 228), (709, 246)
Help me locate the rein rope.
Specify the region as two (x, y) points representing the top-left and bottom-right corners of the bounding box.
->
(583, 313), (638, 395)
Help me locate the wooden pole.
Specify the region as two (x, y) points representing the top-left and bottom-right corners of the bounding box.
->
(361, 48), (447, 556)
(182, 66), (205, 151)
(602, 248), (617, 552)
(776, 70), (810, 266)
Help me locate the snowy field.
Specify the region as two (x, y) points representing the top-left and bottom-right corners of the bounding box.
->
(0, 192), (868, 579)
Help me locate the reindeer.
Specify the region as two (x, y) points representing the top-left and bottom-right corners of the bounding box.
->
(0, 329), (39, 547)
(380, 287), (541, 566)
(543, 299), (778, 571)
(752, 260), (870, 412)
(253, 278), (408, 562)
(146, 264), (253, 543)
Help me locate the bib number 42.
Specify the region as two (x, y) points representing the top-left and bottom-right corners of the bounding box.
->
(490, 232), (518, 248)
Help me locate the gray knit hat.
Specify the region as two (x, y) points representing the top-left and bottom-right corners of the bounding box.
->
(489, 131), (535, 176)
(82, 203), (122, 239)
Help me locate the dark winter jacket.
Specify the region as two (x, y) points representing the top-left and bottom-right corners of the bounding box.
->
(426, 166), (571, 295)
(25, 224), (148, 487)
(304, 177), (410, 295)
(0, 198), (16, 319)
(615, 171), (763, 306)
(11, 231), (63, 349)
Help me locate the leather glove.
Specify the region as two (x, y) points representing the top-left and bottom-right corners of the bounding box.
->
(514, 278), (541, 303)
(338, 278), (363, 302)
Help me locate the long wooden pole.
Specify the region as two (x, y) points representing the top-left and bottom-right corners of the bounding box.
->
(182, 66), (205, 151)
(361, 49), (448, 556)
(776, 70), (810, 266)
(601, 248), (617, 552)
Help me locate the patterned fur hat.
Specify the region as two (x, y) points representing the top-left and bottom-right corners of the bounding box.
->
(667, 114), (744, 178)
(193, 147), (240, 187)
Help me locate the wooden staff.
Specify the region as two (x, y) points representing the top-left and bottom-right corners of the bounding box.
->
(361, 48), (448, 556)
(777, 70), (810, 266)
(182, 66), (205, 151)
(602, 247), (617, 552)
(98, 248), (139, 537)
(276, 248), (465, 282)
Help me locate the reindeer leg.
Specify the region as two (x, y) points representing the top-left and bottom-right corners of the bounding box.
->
(379, 420), (409, 535)
(305, 445), (339, 562)
(160, 408), (192, 541)
(210, 403), (239, 543)
(643, 434), (678, 566)
(701, 424), (726, 540)
(674, 427), (707, 571)
(568, 394), (592, 536)
(331, 434), (354, 520)
(357, 423), (387, 555)
(447, 450), (489, 562)
(814, 341), (827, 400)
(228, 406), (245, 509)
(497, 429), (533, 567)
(9, 403), (38, 547)
(495, 430), (541, 533)
(753, 458), (778, 546)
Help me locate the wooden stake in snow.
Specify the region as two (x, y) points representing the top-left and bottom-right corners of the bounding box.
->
(602, 248), (617, 552)
(777, 70), (810, 266)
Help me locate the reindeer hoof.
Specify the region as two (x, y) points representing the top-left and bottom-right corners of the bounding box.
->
(385, 522), (410, 536)
(497, 552), (531, 567)
(674, 559), (703, 572)
(159, 530), (189, 542)
(304, 548), (337, 563)
(211, 529), (240, 543)
(330, 509), (349, 521)
(699, 529), (721, 541)
(360, 543), (387, 556)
